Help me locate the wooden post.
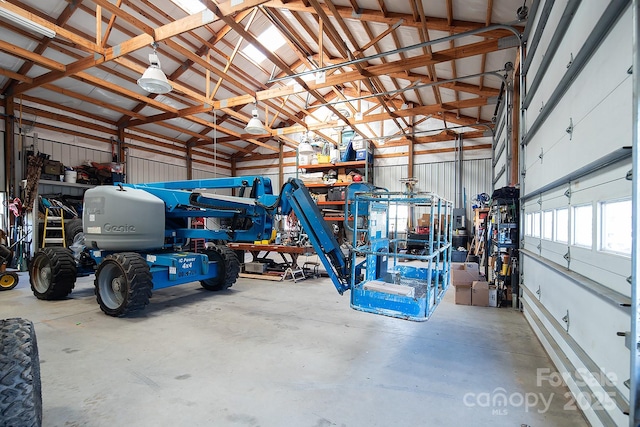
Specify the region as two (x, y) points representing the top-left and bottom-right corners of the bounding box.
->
(117, 127), (126, 161)
(4, 96), (15, 196)
(230, 158), (237, 197)
(186, 144), (193, 180)
(278, 140), (284, 188)
(408, 104), (415, 180)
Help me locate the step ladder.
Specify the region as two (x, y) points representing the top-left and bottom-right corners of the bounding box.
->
(283, 267), (305, 282)
(42, 207), (66, 247)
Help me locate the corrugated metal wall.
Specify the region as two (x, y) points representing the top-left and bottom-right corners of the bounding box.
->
(376, 158), (492, 228)
(16, 135), (192, 184)
(127, 156), (187, 183)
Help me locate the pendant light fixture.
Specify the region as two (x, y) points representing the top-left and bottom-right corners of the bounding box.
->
(137, 42), (172, 95)
(244, 104), (266, 135)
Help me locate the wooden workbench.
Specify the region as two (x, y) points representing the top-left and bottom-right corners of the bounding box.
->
(227, 243), (314, 269)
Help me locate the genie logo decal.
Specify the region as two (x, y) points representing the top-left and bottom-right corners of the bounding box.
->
(104, 223), (136, 232)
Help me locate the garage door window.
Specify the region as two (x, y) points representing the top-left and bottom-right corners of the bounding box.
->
(525, 213), (532, 236)
(555, 208), (568, 243)
(572, 205), (593, 248)
(532, 211), (541, 238)
(600, 199), (631, 255)
(542, 210), (553, 240)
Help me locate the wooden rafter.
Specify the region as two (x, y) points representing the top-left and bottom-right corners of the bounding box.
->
(0, 0), (515, 163)
(262, 0), (522, 36)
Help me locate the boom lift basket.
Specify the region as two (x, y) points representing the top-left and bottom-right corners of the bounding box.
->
(346, 190), (453, 321)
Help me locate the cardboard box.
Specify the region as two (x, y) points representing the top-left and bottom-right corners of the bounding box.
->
(505, 284), (513, 302)
(337, 173), (351, 183)
(451, 262), (481, 287)
(417, 213), (442, 230)
(455, 283), (472, 305)
(488, 285), (498, 307)
(316, 194), (326, 203)
(418, 213), (429, 227)
(472, 281), (490, 307)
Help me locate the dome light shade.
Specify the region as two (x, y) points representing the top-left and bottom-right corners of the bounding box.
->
(245, 109), (266, 135)
(137, 53), (172, 94)
(298, 141), (314, 155)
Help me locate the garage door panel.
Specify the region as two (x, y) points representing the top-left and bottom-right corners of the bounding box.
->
(540, 240), (569, 267)
(522, 257), (630, 389)
(522, 294), (629, 427)
(526, 1), (625, 127)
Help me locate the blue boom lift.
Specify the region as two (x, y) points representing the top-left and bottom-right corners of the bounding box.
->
(28, 177), (452, 321)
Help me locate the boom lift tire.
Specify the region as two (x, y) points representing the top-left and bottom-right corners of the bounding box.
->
(30, 248), (77, 300)
(200, 245), (240, 291)
(64, 219), (84, 247)
(94, 252), (152, 317)
(0, 318), (42, 427)
(0, 272), (19, 291)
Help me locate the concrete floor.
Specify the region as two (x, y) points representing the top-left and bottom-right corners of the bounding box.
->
(1, 270), (588, 427)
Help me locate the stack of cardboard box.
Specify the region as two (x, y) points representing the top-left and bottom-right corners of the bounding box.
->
(451, 262), (496, 307)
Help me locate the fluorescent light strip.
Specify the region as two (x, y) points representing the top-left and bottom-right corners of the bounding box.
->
(0, 7), (55, 38)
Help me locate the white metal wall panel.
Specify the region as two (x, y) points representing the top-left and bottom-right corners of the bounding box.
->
(191, 166), (230, 180)
(33, 136), (111, 172)
(378, 158), (491, 228)
(127, 156), (187, 183)
(16, 136), (191, 184)
(520, 3), (632, 426)
(374, 163), (408, 192)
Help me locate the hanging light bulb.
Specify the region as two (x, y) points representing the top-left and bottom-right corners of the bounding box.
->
(244, 105), (266, 135)
(137, 42), (172, 94)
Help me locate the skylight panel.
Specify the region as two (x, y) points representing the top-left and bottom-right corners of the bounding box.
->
(170, 0), (206, 15)
(241, 26), (286, 64)
(257, 26), (286, 51)
(242, 44), (266, 63)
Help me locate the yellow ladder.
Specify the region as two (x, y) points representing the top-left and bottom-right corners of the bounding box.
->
(42, 206), (66, 247)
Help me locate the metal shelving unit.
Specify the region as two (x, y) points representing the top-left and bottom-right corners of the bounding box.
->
(297, 159), (373, 222)
(486, 197), (519, 306)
